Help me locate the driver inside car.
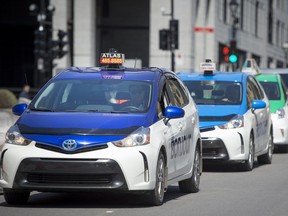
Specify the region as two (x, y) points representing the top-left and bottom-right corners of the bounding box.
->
(127, 84), (146, 111)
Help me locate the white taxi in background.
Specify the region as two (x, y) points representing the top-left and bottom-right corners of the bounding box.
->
(178, 60), (273, 171)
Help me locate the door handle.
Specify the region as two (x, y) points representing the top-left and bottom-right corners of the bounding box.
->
(192, 116), (195, 124)
(178, 122), (184, 131)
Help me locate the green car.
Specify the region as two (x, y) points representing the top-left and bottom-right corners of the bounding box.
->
(256, 73), (288, 152)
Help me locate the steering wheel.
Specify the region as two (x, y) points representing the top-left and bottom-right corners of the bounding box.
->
(120, 106), (142, 111)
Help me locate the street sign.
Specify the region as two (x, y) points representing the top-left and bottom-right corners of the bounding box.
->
(193, 27), (214, 33)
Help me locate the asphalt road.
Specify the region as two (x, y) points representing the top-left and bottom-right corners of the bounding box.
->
(1, 152), (288, 216)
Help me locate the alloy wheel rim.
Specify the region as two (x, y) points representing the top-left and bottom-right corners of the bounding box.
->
(157, 156), (165, 199)
(248, 138), (254, 168)
(193, 150), (200, 187)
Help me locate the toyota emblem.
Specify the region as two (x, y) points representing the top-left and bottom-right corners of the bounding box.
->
(62, 139), (77, 151)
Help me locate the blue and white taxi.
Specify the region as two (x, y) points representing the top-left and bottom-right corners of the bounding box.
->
(0, 50), (202, 206)
(177, 61), (273, 171)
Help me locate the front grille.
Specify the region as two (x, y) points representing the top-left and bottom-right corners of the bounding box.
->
(14, 158), (128, 190)
(35, 143), (108, 154)
(27, 173), (112, 184)
(202, 137), (228, 160)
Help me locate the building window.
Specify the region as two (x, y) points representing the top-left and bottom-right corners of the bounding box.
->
(240, 0), (244, 30)
(268, 0), (273, 44)
(277, 60), (284, 68)
(281, 22), (285, 47)
(223, 0), (227, 23)
(255, 1), (259, 36)
(267, 57), (274, 68)
(276, 20), (280, 46)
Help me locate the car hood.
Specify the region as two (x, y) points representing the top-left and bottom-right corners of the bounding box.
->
(197, 105), (243, 128)
(269, 100), (285, 113)
(17, 111), (150, 152)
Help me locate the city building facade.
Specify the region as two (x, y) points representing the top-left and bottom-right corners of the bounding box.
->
(1, 0), (288, 89)
(53, 0), (288, 74)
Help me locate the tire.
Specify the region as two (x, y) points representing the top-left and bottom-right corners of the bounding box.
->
(146, 151), (166, 206)
(241, 134), (254, 171)
(258, 131), (273, 164)
(179, 146), (201, 193)
(3, 189), (30, 205)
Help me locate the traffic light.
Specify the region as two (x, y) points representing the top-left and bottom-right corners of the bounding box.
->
(229, 54), (238, 63)
(170, 19), (179, 49)
(229, 40), (238, 63)
(48, 30), (68, 59)
(222, 46), (230, 63)
(159, 29), (170, 50)
(57, 30), (68, 58)
(34, 29), (48, 58)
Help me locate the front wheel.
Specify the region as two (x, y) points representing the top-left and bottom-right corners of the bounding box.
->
(241, 134), (254, 171)
(258, 131), (273, 164)
(4, 189), (30, 205)
(178, 146), (201, 193)
(146, 151), (166, 206)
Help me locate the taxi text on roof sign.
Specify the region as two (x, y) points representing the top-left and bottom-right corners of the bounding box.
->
(100, 53), (125, 64)
(200, 62), (216, 71)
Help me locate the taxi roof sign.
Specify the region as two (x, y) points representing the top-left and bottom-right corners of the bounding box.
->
(100, 52), (125, 65)
(241, 58), (260, 75)
(200, 62), (216, 71)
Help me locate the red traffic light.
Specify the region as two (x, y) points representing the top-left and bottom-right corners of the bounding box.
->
(222, 47), (230, 55)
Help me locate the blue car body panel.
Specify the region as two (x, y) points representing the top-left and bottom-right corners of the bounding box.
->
(16, 67), (164, 151)
(177, 71), (249, 128)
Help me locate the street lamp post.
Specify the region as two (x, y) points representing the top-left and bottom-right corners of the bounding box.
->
(229, 0), (239, 39)
(160, 0), (178, 72)
(229, 0), (239, 71)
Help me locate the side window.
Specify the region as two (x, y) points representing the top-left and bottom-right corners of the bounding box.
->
(246, 80), (255, 109)
(157, 84), (170, 120)
(280, 79), (288, 102)
(248, 77), (263, 100)
(166, 78), (189, 107)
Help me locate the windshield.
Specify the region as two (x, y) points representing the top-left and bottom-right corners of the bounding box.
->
(31, 79), (153, 113)
(259, 81), (280, 100)
(183, 81), (242, 105)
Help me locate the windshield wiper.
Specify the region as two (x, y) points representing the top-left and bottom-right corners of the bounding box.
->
(30, 108), (54, 112)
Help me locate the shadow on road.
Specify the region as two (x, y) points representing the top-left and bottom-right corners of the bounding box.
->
(0, 186), (190, 208)
(203, 161), (262, 173)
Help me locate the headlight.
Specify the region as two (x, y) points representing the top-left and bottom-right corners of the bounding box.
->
(5, 125), (32, 145)
(112, 127), (150, 147)
(276, 108), (285, 119)
(218, 115), (244, 129)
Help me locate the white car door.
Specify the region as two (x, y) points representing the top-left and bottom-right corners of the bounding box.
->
(248, 77), (270, 153)
(166, 78), (195, 177)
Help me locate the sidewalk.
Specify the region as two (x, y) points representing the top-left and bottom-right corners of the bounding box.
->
(0, 108), (18, 195)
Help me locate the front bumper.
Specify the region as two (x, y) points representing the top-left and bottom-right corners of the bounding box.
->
(13, 158), (127, 192)
(201, 127), (248, 161)
(0, 141), (159, 192)
(271, 114), (288, 145)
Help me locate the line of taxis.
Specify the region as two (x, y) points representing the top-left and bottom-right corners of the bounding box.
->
(0, 51), (287, 206)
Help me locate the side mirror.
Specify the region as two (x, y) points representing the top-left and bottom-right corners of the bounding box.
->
(251, 100), (266, 111)
(164, 106), (185, 125)
(12, 103), (28, 116)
